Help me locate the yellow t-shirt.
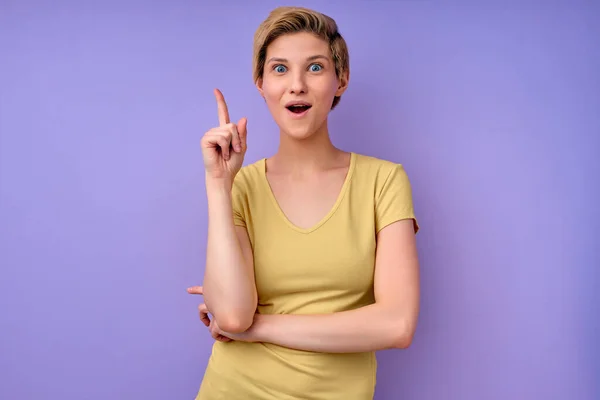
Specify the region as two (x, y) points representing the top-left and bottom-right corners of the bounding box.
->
(196, 152), (418, 400)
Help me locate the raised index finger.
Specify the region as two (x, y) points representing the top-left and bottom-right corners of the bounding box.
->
(214, 88), (230, 126)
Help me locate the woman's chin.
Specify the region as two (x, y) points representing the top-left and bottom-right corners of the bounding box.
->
(277, 120), (327, 141)
(280, 127), (318, 141)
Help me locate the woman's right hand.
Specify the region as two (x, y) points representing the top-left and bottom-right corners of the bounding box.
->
(201, 88), (248, 183)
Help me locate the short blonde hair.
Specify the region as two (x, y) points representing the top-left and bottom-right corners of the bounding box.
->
(253, 6), (350, 109)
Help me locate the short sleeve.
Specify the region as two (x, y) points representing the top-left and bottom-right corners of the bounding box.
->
(375, 164), (419, 234)
(231, 175), (247, 228)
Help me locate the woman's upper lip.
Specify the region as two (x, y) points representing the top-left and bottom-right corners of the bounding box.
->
(284, 100), (312, 107)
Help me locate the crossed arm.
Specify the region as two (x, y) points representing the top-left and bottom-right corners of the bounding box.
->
(190, 218), (420, 353)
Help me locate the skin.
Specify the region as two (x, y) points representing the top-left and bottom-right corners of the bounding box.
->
(198, 90), (256, 333)
(190, 31), (420, 351)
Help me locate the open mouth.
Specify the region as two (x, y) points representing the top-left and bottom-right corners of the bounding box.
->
(287, 105), (311, 114)
(285, 102), (312, 114)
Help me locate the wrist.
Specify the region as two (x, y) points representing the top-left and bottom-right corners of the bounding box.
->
(249, 314), (270, 343)
(205, 175), (233, 192)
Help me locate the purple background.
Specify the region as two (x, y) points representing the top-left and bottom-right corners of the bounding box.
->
(1, 1), (598, 399)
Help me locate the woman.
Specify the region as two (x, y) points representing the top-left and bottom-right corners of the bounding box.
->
(188, 6), (420, 400)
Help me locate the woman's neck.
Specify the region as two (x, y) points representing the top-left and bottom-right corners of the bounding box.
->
(269, 121), (348, 175)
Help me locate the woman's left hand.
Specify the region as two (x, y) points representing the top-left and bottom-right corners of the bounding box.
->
(197, 302), (232, 342)
(189, 285), (258, 343)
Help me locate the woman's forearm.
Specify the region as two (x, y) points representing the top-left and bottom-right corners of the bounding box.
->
(203, 177), (257, 333)
(251, 304), (415, 353)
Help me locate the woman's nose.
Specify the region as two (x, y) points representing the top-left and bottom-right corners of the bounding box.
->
(288, 72), (308, 94)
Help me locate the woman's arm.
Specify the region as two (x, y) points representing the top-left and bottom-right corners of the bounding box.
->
(201, 177), (257, 333)
(230, 219), (420, 352)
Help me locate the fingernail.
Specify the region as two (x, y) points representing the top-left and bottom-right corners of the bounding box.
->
(235, 145), (242, 152)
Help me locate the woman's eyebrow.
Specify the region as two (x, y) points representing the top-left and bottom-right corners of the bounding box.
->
(266, 54), (329, 63)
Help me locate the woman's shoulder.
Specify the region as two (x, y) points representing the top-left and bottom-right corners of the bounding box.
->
(231, 157), (266, 197)
(352, 152), (408, 179)
(234, 158), (264, 181)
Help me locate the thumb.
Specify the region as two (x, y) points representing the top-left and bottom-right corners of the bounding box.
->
(237, 117), (248, 150)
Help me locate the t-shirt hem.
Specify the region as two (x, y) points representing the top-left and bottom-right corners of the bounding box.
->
(376, 215), (419, 234)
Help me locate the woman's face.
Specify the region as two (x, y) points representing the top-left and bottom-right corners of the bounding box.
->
(257, 32), (348, 140)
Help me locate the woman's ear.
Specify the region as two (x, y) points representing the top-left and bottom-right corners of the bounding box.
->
(255, 78), (265, 98)
(335, 69), (350, 97)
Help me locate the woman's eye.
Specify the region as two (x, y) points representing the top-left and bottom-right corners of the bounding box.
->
(309, 64), (322, 72)
(274, 65), (287, 73)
